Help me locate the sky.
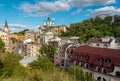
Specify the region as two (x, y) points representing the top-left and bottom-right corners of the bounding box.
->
(0, 0), (120, 32)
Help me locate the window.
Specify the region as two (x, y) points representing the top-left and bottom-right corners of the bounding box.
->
(79, 62), (83, 67)
(80, 54), (84, 60)
(102, 68), (107, 74)
(96, 66), (101, 72)
(99, 57), (104, 65)
(97, 77), (101, 81)
(85, 63), (89, 69)
(96, 43), (100, 46)
(103, 78), (106, 81)
(116, 71), (120, 76)
(106, 58), (112, 66)
(75, 53), (79, 59)
(85, 55), (89, 62)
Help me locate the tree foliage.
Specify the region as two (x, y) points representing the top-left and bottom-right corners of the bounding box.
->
(67, 65), (92, 81)
(39, 44), (56, 58)
(0, 38), (5, 51)
(29, 57), (55, 71)
(61, 15), (120, 42)
(14, 29), (29, 35)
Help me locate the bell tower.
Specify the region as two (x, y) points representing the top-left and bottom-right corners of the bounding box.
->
(4, 20), (9, 33)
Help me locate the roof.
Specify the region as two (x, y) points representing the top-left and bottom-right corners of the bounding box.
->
(115, 38), (120, 43)
(75, 45), (120, 58)
(20, 56), (38, 66)
(87, 38), (113, 44)
(4, 20), (8, 28)
(73, 45), (120, 66)
(23, 38), (34, 44)
(27, 42), (40, 45)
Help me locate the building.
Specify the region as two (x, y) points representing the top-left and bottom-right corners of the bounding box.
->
(51, 25), (67, 35)
(25, 30), (39, 42)
(39, 17), (67, 35)
(39, 25), (67, 35)
(0, 21), (11, 52)
(115, 38), (120, 49)
(87, 36), (116, 49)
(25, 42), (40, 56)
(71, 45), (120, 81)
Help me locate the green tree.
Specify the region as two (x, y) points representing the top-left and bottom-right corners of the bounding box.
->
(29, 57), (55, 71)
(18, 29), (29, 35)
(39, 44), (56, 58)
(0, 38), (5, 51)
(0, 53), (21, 77)
(67, 65), (92, 81)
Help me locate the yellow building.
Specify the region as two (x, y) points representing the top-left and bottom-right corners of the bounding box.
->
(39, 25), (67, 35)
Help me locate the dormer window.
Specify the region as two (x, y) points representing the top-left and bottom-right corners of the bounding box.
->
(99, 57), (104, 65)
(85, 55), (89, 62)
(106, 58), (112, 66)
(75, 53), (78, 59)
(80, 54), (84, 60)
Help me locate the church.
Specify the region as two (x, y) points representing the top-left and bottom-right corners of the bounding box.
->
(0, 21), (11, 52)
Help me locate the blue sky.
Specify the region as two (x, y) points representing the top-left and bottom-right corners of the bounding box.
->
(0, 0), (120, 32)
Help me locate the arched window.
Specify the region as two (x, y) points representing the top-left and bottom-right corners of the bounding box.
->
(97, 43), (100, 46)
(99, 57), (104, 65)
(97, 76), (101, 81)
(116, 71), (120, 76)
(80, 54), (84, 60)
(85, 63), (89, 69)
(102, 68), (107, 74)
(75, 53), (78, 59)
(79, 62), (83, 67)
(85, 55), (89, 62)
(103, 78), (106, 81)
(96, 66), (101, 72)
(74, 61), (77, 65)
(106, 58), (112, 66)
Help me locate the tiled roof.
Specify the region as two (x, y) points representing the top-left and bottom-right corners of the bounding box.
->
(87, 38), (113, 44)
(72, 45), (120, 66)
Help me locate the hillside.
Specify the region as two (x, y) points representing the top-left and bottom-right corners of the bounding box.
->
(61, 15), (120, 42)
(0, 50), (91, 81)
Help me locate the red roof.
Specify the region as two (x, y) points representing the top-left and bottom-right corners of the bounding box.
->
(72, 45), (120, 66)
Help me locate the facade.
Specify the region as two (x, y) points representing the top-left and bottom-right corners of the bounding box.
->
(39, 25), (67, 35)
(39, 17), (67, 35)
(40, 31), (54, 44)
(115, 38), (120, 49)
(87, 36), (116, 49)
(71, 45), (120, 81)
(25, 42), (40, 56)
(25, 30), (39, 42)
(51, 25), (67, 35)
(0, 21), (11, 52)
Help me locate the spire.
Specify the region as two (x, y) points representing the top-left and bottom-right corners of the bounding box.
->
(4, 20), (8, 28)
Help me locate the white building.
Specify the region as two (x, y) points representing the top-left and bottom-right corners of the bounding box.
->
(26, 42), (40, 56)
(87, 36), (116, 49)
(0, 21), (11, 52)
(115, 38), (120, 49)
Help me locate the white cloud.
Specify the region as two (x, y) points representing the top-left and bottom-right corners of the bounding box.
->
(68, 0), (116, 12)
(19, 0), (70, 16)
(0, 24), (28, 32)
(19, 0), (116, 16)
(8, 24), (27, 29)
(68, 0), (115, 7)
(89, 6), (120, 16)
